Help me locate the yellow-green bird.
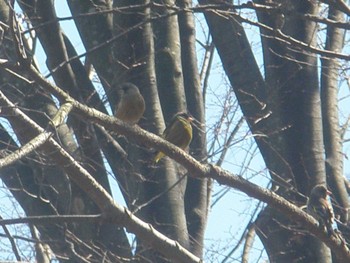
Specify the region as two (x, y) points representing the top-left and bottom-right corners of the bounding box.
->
(115, 83), (145, 124)
(154, 112), (194, 163)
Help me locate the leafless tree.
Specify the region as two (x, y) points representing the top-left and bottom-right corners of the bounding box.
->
(0, 0), (349, 262)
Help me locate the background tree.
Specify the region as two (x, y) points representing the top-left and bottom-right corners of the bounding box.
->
(0, 0), (349, 262)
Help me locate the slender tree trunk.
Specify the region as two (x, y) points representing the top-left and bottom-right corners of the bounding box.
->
(177, 0), (209, 256)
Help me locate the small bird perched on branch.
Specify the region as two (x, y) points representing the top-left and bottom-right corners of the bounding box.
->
(307, 184), (335, 235)
(115, 83), (145, 124)
(153, 112), (193, 163)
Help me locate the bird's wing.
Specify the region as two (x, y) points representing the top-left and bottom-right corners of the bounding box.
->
(313, 198), (334, 223)
(162, 116), (177, 138)
(166, 116), (191, 145)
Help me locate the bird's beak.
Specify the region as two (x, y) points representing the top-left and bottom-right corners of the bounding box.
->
(327, 189), (332, 195)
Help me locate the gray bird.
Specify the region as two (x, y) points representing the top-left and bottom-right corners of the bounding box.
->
(307, 184), (334, 235)
(115, 83), (145, 124)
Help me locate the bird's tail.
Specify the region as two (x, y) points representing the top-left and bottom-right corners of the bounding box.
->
(153, 152), (165, 163)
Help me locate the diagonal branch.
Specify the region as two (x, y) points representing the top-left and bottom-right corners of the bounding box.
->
(22, 62), (350, 261)
(0, 100), (73, 168)
(0, 215), (21, 261)
(1, 61), (350, 261)
(0, 77), (202, 263)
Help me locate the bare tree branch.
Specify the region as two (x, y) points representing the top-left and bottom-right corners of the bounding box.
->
(0, 100), (73, 168)
(0, 214), (21, 261)
(0, 66), (202, 263)
(15, 62), (350, 261)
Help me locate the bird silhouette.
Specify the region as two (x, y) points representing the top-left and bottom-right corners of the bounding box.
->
(307, 184), (334, 235)
(115, 83), (145, 124)
(154, 112), (193, 163)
